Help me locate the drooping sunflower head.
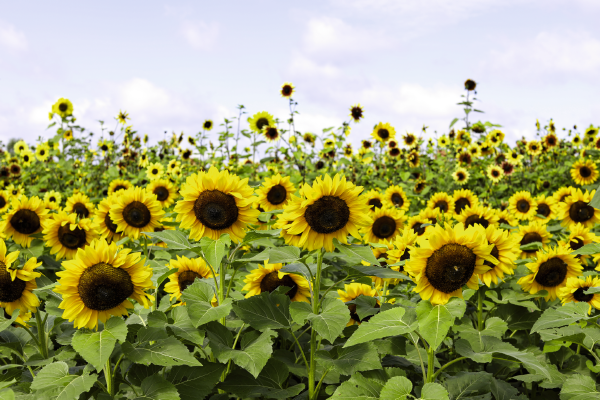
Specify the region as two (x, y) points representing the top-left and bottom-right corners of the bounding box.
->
(455, 205), (498, 229)
(515, 220), (552, 259)
(452, 189), (479, 215)
(283, 174), (372, 252)
(65, 192), (95, 219)
(248, 111), (275, 134)
(426, 192), (455, 216)
(146, 179), (179, 208)
(508, 191), (537, 221)
(146, 162), (164, 181)
(487, 165), (503, 183)
(1, 196), (49, 248)
(452, 168), (470, 185)
(110, 186), (164, 239)
(108, 179), (132, 196)
(42, 210), (98, 260)
(54, 238), (154, 329)
(361, 207), (406, 245)
(534, 195), (557, 223)
(384, 185), (410, 212)
(558, 188), (600, 229)
(175, 167), (259, 242)
(242, 260), (310, 303)
(280, 82), (295, 98)
(479, 225), (520, 287)
(337, 283), (380, 325)
(560, 276), (600, 313)
(164, 255), (214, 303)
(405, 223), (496, 305)
(518, 245), (582, 300)
(371, 122), (396, 143)
(303, 133), (316, 145)
(570, 159), (598, 186)
(349, 104), (364, 122)
(93, 195), (122, 243)
(256, 174), (296, 211)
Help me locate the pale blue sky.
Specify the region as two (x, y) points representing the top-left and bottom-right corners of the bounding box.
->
(0, 0), (599, 148)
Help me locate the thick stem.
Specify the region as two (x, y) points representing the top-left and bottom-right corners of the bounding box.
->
(308, 249), (324, 400)
(477, 286), (484, 331)
(35, 310), (48, 359)
(426, 346), (436, 383)
(219, 258), (226, 327)
(431, 356), (467, 381)
(104, 358), (113, 398)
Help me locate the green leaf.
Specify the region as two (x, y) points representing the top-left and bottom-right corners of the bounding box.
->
(346, 264), (409, 279)
(351, 295), (380, 321)
(449, 118), (459, 128)
(71, 317), (127, 371)
(143, 230), (191, 250)
(560, 374), (600, 399)
(590, 185), (600, 209)
(232, 292), (292, 331)
(520, 241), (543, 251)
(417, 298), (466, 350)
(280, 262), (316, 282)
(421, 383), (450, 400)
(308, 298), (349, 343)
(345, 307), (417, 348)
(531, 302), (592, 333)
(289, 301), (312, 325)
(490, 378), (522, 400)
(167, 363), (225, 400)
(242, 229), (281, 245)
(122, 337), (202, 367)
(334, 239), (380, 266)
(330, 372), (383, 399)
(199, 234), (230, 270)
(267, 246), (301, 264)
(379, 376), (412, 400)
(135, 375), (180, 400)
(318, 342), (381, 375)
(157, 268), (179, 287)
(136, 311), (169, 342)
(444, 371), (493, 400)
(168, 306), (205, 347)
(0, 311), (19, 333)
(55, 370), (97, 400)
(572, 243), (600, 255)
(182, 280), (232, 327)
(30, 362), (97, 399)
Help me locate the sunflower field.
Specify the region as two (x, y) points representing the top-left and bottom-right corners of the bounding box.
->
(0, 81), (600, 400)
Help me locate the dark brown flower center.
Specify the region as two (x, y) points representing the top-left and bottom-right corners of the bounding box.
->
(10, 209), (40, 234)
(58, 225), (87, 249)
(521, 232), (542, 250)
(391, 193), (404, 207)
(492, 170), (500, 177)
(58, 102), (68, 112)
(123, 201), (151, 228)
(368, 198), (383, 209)
(114, 185), (127, 192)
(570, 237), (584, 251)
(204, 121), (212, 129)
(580, 166), (592, 178)
(415, 182), (425, 193)
(0, 197), (6, 209)
(267, 185), (287, 205)
(372, 216), (396, 239)
(378, 129), (389, 139)
(265, 127), (278, 139)
(390, 148), (400, 157)
(351, 107), (363, 120)
(104, 213), (119, 233)
(534, 257), (567, 287)
(151, 168), (158, 175)
(542, 181), (550, 189)
(178, 270), (202, 292)
(569, 201), (595, 223)
(256, 118), (269, 131)
(434, 200), (448, 213)
(259, 271), (298, 299)
(464, 214), (489, 228)
(73, 202), (90, 218)
(305, 196), (350, 234)
(78, 263), (134, 311)
(193, 190), (239, 230)
(281, 85), (293, 96)
(454, 198), (471, 214)
(573, 287), (594, 302)
(537, 203), (551, 217)
(516, 199), (530, 213)
(457, 172), (466, 181)
(425, 243), (476, 293)
(484, 245), (500, 269)
(153, 186), (170, 202)
(0, 262), (26, 303)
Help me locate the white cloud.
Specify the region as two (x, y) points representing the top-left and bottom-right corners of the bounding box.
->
(180, 21), (219, 50)
(0, 22), (27, 51)
(288, 51), (340, 78)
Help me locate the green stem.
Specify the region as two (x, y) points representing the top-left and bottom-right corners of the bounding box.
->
(431, 356), (467, 381)
(411, 335), (427, 383)
(426, 346), (436, 383)
(477, 286), (484, 331)
(104, 358), (114, 398)
(224, 323), (245, 378)
(381, 281), (389, 304)
(34, 311), (48, 359)
(308, 249), (324, 400)
(219, 258), (226, 327)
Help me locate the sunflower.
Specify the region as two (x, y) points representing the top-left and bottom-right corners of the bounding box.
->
(361, 207), (406, 245)
(455, 205), (498, 229)
(0, 245), (41, 320)
(13, 140), (28, 155)
(42, 211), (98, 260)
(242, 260), (310, 303)
(248, 111), (275, 133)
(0, 191), (9, 214)
(175, 167), (259, 242)
(457, 152), (472, 165)
(43, 191), (62, 207)
(93, 196), (122, 243)
(274, 197), (304, 248)
(515, 221), (552, 259)
(146, 179), (178, 208)
(108, 179), (132, 196)
(560, 223), (598, 264)
(1, 196), (49, 247)
(560, 276), (600, 314)
(371, 122), (396, 143)
(110, 187), (164, 239)
(338, 283), (380, 325)
(362, 243), (399, 287)
(54, 239), (154, 329)
(456, 130), (471, 147)
(479, 225), (520, 287)
(452, 168), (470, 185)
(387, 227), (419, 266)
(344, 145), (353, 157)
(438, 136), (449, 147)
(203, 120), (213, 131)
(384, 185), (410, 212)
(427, 192), (455, 216)
(362, 189), (385, 211)
(518, 245), (582, 301)
(570, 159), (598, 186)
(487, 165), (503, 183)
(534, 195), (557, 223)
(402, 133), (417, 147)
(572, 135), (582, 147)
(303, 133), (316, 145)
(349, 104), (364, 122)
(167, 160), (181, 173)
(467, 144), (481, 158)
(506, 150), (522, 165)
(452, 189), (479, 215)
(414, 180), (426, 194)
(388, 147), (400, 158)
(146, 163), (164, 181)
(554, 186), (576, 204)
(406, 214), (429, 237)
(407, 150), (420, 167)
(526, 140), (542, 156)
(263, 126), (280, 142)
(543, 133), (558, 149)
(508, 191), (537, 221)
(164, 255), (214, 303)
(65, 193), (95, 219)
(255, 174), (296, 211)
(405, 223), (496, 305)
(464, 79), (477, 91)
(558, 188), (600, 229)
(63, 130), (73, 141)
(52, 98), (73, 118)
(283, 174), (372, 252)
(280, 82), (295, 98)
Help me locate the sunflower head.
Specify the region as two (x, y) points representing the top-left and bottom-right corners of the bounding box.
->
(110, 187), (164, 239)
(52, 98), (74, 118)
(371, 122), (396, 143)
(453, 189), (479, 215)
(263, 126), (280, 142)
(147, 179), (178, 208)
(280, 82), (295, 98)
(479, 225), (519, 287)
(560, 276), (600, 313)
(242, 260), (310, 303)
(0, 245), (41, 319)
(108, 179), (133, 196)
(338, 283), (380, 325)
(452, 168), (470, 185)
(203, 120), (213, 131)
(508, 191), (537, 221)
(361, 207), (406, 245)
(464, 79), (477, 91)
(570, 159), (598, 186)
(384, 185), (410, 211)
(164, 255), (214, 303)
(256, 174), (296, 211)
(2, 196), (49, 248)
(42, 210), (98, 260)
(427, 192), (455, 216)
(515, 220), (552, 259)
(487, 165), (503, 183)
(558, 188), (600, 229)
(349, 104), (364, 122)
(248, 111), (275, 134)
(455, 205), (498, 229)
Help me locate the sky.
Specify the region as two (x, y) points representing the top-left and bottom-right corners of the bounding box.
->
(0, 0), (599, 149)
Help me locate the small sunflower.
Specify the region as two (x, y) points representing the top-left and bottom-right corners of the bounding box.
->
(560, 223), (598, 264)
(572, 135), (582, 147)
(384, 185), (410, 212)
(20, 150), (35, 167)
(256, 174), (296, 211)
(455, 205), (498, 229)
(405, 223), (497, 305)
(108, 179), (132, 196)
(280, 82), (295, 98)
(42, 211), (98, 260)
(65, 193), (95, 219)
(534, 195), (557, 223)
(515, 220), (552, 259)
(487, 165), (503, 183)
(414, 180), (426, 194)
(263, 126), (280, 142)
(495, 208), (517, 229)
(452, 168), (470, 185)
(63, 130), (73, 141)
(407, 150), (420, 167)
(349, 104), (364, 122)
(526, 140), (542, 156)
(43, 190), (62, 206)
(146, 163), (164, 181)
(427, 192), (455, 216)
(146, 179), (178, 208)
(457, 152), (472, 165)
(338, 283), (380, 326)
(364, 189), (386, 211)
(570, 159), (598, 186)
(0, 243), (41, 320)
(52, 98), (73, 118)
(371, 122), (396, 143)
(167, 159), (181, 173)
(560, 276), (600, 313)
(303, 133), (316, 145)
(479, 225), (520, 287)
(456, 130), (471, 147)
(518, 245), (582, 301)
(116, 110), (129, 124)
(402, 133), (417, 147)
(388, 147), (400, 158)
(248, 111), (275, 133)
(54, 239), (154, 329)
(468, 144), (481, 158)
(464, 79), (477, 91)
(508, 191), (537, 221)
(13, 141), (28, 155)
(164, 255), (214, 303)
(1, 196), (49, 247)
(242, 260), (310, 303)
(558, 188), (600, 229)
(543, 133), (558, 149)
(387, 227), (419, 266)
(453, 189), (479, 215)
(93, 196), (122, 243)
(438, 136), (449, 147)
(506, 150), (522, 165)
(361, 207), (406, 245)
(283, 174), (372, 252)
(203, 120), (213, 131)
(175, 167), (259, 242)
(110, 187), (164, 239)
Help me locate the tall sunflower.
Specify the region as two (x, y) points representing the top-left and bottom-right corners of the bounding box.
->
(146, 179), (178, 208)
(0, 243), (41, 320)
(479, 225), (520, 287)
(508, 191), (537, 221)
(515, 221), (552, 259)
(361, 207), (406, 245)
(248, 111), (275, 133)
(280, 82), (295, 98)
(384, 185), (410, 212)
(164, 255), (214, 303)
(518, 245), (582, 300)
(349, 104), (364, 122)
(558, 188), (600, 229)
(371, 122), (396, 143)
(175, 167), (259, 242)
(402, 133), (417, 147)
(52, 98), (73, 118)
(560, 276), (600, 314)
(110, 187), (164, 240)
(455, 205), (498, 229)
(242, 260), (310, 303)
(65, 193), (95, 219)
(570, 159), (598, 186)
(1, 196), (49, 247)
(338, 283), (380, 326)
(42, 211), (98, 260)
(107, 179), (132, 196)
(427, 192), (455, 216)
(282, 174), (372, 252)
(255, 174), (296, 211)
(405, 223), (496, 305)
(54, 239), (154, 329)
(453, 189), (479, 215)
(263, 126), (280, 142)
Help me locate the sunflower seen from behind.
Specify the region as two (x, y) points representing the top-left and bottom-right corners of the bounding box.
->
(518, 245), (582, 301)
(255, 174), (296, 211)
(560, 276), (600, 313)
(164, 255), (214, 304)
(405, 223), (497, 305)
(361, 207), (406, 245)
(570, 159), (598, 186)
(54, 238), (154, 329)
(65, 192), (95, 219)
(1, 196), (49, 248)
(558, 188), (600, 229)
(508, 191), (537, 221)
(42, 210), (98, 260)
(242, 260), (310, 303)
(479, 225), (520, 287)
(384, 185), (410, 212)
(146, 179), (178, 208)
(110, 187), (164, 240)
(175, 167), (259, 242)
